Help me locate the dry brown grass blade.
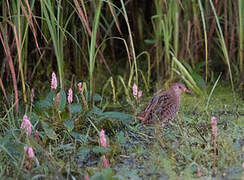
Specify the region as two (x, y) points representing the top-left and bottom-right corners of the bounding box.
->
(186, 21), (191, 53)
(0, 76), (9, 105)
(6, 0), (11, 16)
(73, 0), (92, 36)
(108, 0), (122, 36)
(21, 0), (41, 54)
(28, 3), (48, 44)
(224, 0), (228, 47)
(80, 0), (88, 25)
(208, 1), (223, 56)
(11, 23), (28, 104)
(0, 27), (19, 113)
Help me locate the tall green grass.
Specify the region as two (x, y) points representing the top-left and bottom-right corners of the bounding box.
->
(152, 0), (163, 79)
(152, 0), (178, 79)
(172, 55), (203, 95)
(120, 0), (138, 86)
(238, 0), (243, 74)
(198, 0), (208, 82)
(88, 1), (103, 101)
(41, 0), (68, 88)
(209, 0), (234, 91)
(0, 0), (243, 109)
(13, 1), (27, 105)
(0, 0), (38, 112)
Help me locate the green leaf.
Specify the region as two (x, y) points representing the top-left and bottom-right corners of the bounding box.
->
(117, 131), (126, 145)
(192, 73), (206, 89)
(194, 61), (205, 73)
(87, 106), (103, 117)
(4, 142), (23, 160)
(91, 168), (118, 180)
(92, 146), (111, 154)
(0, 130), (16, 146)
(30, 112), (39, 125)
(36, 91), (55, 109)
(96, 112), (134, 126)
(70, 104), (82, 114)
(114, 167), (141, 180)
(41, 121), (57, 140)
(144, 39), (155, 44)
(94, 93), (102, 102)
(58, 89), (66, 111)
(182, 61), (193, 73)
(63, 119), (74, 133)
(76, 147), (91, 163)
(54, 144), (75, 151)
(71, 132), (88, 144)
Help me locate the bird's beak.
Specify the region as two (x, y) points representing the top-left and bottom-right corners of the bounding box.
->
(183, 87), (191, 94)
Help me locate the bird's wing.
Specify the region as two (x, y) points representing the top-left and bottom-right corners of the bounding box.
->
(136, 94), (162, 123)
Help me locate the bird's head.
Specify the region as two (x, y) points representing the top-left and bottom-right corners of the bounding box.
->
(171, 82), (191, 96)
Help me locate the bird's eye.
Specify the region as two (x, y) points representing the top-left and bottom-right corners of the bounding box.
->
(178, 86), (182, 89)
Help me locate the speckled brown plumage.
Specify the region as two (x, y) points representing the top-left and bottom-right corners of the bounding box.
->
(136, 83), (190, 125)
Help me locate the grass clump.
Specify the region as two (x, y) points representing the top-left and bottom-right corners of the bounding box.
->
(0, 77), (244, 179)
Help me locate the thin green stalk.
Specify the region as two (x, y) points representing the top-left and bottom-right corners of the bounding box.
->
(161, 13), (172, 75)
(89, 0), (103, 101)
(16, 1), (26, 103)
(136, 51), (151, 91)
(101, 77), (116, 104)
(87, 117), (99, 134)
(172, 1), (179, 79)
(192, 0), (202, 63)
(205, 73), (222, 110)
(10, 0), (30, 107)
(238, 0), (243, 73)
(152, 0), (163, 79)
(120, 0), (138, 86)
(41, 0), (65, 88)
(118, 75), (131, 102)
(198, 0), (208, 82)
(210, 0), (234, 91)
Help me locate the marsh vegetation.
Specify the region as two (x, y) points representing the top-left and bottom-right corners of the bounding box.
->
(0, 0), (243, 179)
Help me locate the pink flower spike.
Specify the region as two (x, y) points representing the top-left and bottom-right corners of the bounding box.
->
(197, 167), (201, 177)
(85, 174), (90, 180)
(103, 155), (109, 167)
(51, 72), (57, 90)
(24, 146), (34, 159)
(21, 114), (32, 136)
(68, 88), (73, 104)
(78, 82), (82, 93)
(138, 90), (142, 98)
(133, 83), (138, 98)
(211, 116), (217, 138)
(99, 130), (107, 147)
(27, 147), (34, 158)
(242, 161), (244, 169)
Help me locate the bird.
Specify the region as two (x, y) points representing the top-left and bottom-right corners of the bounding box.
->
(136, 82), (190, 126)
